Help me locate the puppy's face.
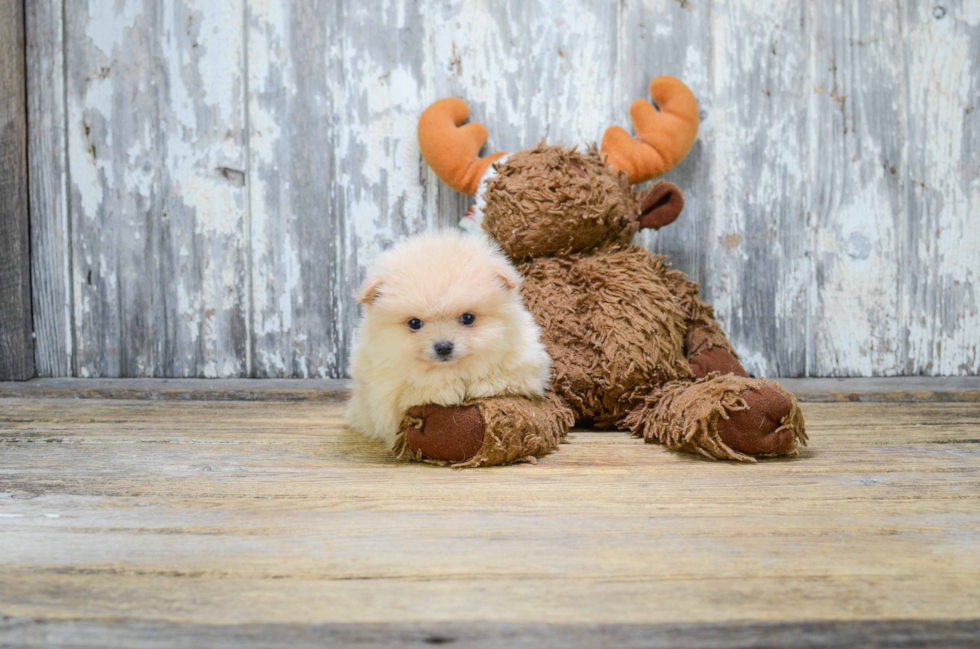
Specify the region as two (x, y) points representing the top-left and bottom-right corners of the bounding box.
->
(390, 301), (492, 369)
(356, 235), (522, 376)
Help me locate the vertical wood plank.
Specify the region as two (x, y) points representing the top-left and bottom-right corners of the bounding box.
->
(706, 0), (809, 377)
(66, 0), (249, 377)
(619, 0), (714, 283)
(424, 1), (619, 157)
(249, 0), (428, 378)
(0, 0), (35, 380)
(26, 0), (73, 377)
(421, 0), (619, 228)
(247, 0), (343, 378)
(808, 0), (907, 376)
(905, 0), (980, 375)
(335, 0), (429, 374)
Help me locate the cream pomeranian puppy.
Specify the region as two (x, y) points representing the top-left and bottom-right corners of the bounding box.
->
(346, 231), (550, 446)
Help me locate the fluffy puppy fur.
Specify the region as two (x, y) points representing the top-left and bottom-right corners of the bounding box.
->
(347, 231), (551, 445)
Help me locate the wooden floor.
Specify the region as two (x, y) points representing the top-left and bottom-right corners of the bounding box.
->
(1, 380), (979, 648)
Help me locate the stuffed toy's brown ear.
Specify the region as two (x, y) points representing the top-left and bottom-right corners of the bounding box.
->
(418, 98), (507, 195)
(356, 276), (384, 305)
(601, 76), (699, 184)
(637, 181), (684, 230)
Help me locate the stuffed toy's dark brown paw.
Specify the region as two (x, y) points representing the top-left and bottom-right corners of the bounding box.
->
(689, 346), (749, 378)
(623, 375), (806, 461)
(405, 404), (485, 462)
(716, 384), (795, 455)
(399, 395), (572, 468)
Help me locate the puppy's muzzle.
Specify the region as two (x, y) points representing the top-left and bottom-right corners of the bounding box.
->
(433, 341), (455, 360)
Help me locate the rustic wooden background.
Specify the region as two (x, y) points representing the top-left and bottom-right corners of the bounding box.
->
(1, 0), (34, 380)
(21, 0), (980, 379)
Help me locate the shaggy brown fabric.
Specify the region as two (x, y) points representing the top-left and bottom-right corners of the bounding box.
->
(401, 138), (808, 466)
(396, 393), (574, 468)
(519, 245), (693, 426)
(660, 268), (737, 360)
(621, 374), (807, 462)
(687, 323), (739, 361)
(481, 144), (638, 263)
(480, 148), (799, 452)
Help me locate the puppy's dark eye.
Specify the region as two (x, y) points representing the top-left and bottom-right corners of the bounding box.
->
(407, 318), (423, 331)
(459, 313), (476, 326)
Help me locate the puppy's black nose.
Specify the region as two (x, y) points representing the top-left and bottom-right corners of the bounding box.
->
(433, 341), (454, 358)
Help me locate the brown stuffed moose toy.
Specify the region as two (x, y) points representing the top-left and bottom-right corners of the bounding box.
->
(398, 76), (806, 467)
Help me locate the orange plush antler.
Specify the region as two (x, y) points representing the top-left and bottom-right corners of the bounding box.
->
(418, 98), (507, 196)
(601, 76), (700, 184)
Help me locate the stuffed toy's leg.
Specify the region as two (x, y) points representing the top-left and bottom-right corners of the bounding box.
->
(645, 271), (807, 460)
(395, 392), (574, 468)
(661, 268), (749, 378)
(622, 374), (807, 461)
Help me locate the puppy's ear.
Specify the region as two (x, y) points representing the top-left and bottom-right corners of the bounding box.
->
(491, 264), (521, 291)
(357, 276), (384, 305)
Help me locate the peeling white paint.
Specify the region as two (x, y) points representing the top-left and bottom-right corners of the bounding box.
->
(32, 0), (980, 378)
(64, 0), (249, 378)
(709, 0), (809, 377)
(906, 2), (979, 375)
(807, 0), (908, 377)
(84, 0), (143, 58)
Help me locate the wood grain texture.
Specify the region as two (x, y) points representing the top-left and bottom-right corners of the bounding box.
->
(64, 0), (249, 378)
(706, 0), (809, 378)
(25, 1), (980, 377)
(26, 0), (72, 378)
(0, 377), (350, 401)
(808, 0), (907, 376)
(905, 1), (980, 375)
(423, 1), (618, 160)
(422, 0), (620, 232)
(621, 0), (713, 286)
(0, 0), (35, 381)
(247, 0), (347, 378)
(3, 618), (980, 649)
(2, 376), (979, 402)
(0, 398), (978, 635)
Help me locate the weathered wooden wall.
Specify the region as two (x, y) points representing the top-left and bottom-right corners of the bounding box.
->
(1, 0), (35, 381)
(25, 0), (980, 378)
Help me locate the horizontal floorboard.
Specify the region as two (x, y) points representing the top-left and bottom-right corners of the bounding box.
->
(2, 618), (980, 649)
(1, 377), (979, 402)
(1, 392), (978, 647)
